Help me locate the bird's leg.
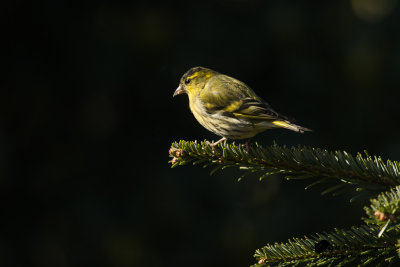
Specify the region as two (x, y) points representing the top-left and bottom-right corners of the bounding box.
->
(206, 137), (226, 153)
(244, 138), (252, 153)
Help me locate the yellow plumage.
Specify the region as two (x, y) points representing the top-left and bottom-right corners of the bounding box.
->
(173, 66), (310, 147)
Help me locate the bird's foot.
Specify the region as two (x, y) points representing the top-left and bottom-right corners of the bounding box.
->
(206, 137), (226, 154)
(243, 139), (252, 153)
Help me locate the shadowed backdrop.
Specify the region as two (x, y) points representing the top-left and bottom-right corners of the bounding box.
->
(2, 0), (400, 266)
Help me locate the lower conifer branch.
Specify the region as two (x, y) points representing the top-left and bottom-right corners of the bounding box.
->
(253, 224), (400, 266)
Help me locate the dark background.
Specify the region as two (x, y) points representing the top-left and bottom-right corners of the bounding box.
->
(3, 0), (400, 266)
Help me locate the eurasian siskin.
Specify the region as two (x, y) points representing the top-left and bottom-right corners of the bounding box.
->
(173, 66), (310, 148)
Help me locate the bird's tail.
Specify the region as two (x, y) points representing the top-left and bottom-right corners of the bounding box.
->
(271, 120), (312, 133)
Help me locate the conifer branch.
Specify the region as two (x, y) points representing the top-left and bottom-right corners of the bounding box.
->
(252, 187), (400, 266)
(169, 140), (400, 192)
(169, 141), (400, 266)
(252, 224), (400, 266)
(364, 185), (400, 236)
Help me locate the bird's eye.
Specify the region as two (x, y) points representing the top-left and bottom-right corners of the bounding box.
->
(185, 78), (191, 85)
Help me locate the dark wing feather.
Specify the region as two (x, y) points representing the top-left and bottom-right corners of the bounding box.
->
(199, 74), (288, 121)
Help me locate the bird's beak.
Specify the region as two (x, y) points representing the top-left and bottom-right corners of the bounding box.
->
(173, 85), (185, 97)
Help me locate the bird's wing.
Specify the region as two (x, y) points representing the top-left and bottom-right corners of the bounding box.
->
(199, 74), (286, 121)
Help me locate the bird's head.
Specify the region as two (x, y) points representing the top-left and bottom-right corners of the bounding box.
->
(173, 67), (218, 97)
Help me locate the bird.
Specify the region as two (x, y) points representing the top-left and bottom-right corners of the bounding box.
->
(173, 66), (310, 149)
